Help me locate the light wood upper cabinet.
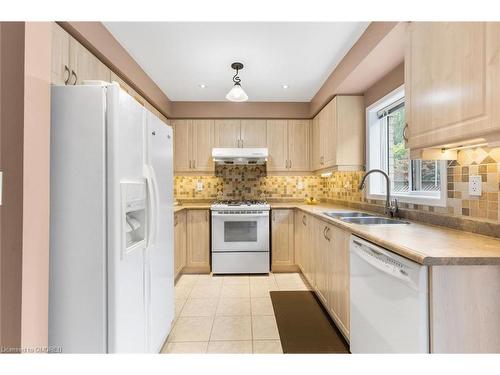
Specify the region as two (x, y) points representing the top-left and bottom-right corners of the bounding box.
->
(271, 209), (295, 271)
(174, 210), (187, 279)
(51, 23), (110, 85)
(51, 23), (70, 85)
(241, 120), (267, 147)
(311, 115), (322, 170)
(214, 119), (267, 148)
(267, 119), (310, 172)
(405, 22), (500, 152)
(287, 120), (310, 171)
(172, 120), (191, 172)
(312, 95), (364, 171)
(192, 120), (215, 172)
(69, 37), (111, 84)
(215, 119), (241, 147)
(266, 120), (288, 171)
(172, 120), (214, 173)
(185, 210), (210, 273)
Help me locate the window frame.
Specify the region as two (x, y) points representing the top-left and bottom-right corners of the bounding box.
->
(365, 86), (447, 207)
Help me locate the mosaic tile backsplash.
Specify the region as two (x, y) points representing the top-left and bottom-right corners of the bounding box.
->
(175, 147), (500, 223)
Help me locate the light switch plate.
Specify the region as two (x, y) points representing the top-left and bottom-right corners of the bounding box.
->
(196, 181), (204, 192)
(297, 181), (304, 190)
(469, 175), (482, 196)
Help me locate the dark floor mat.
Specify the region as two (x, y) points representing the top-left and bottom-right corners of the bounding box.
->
(270, 291), (350, 354)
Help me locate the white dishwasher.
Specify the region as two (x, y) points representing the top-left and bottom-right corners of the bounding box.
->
(350, 235), (429, 353)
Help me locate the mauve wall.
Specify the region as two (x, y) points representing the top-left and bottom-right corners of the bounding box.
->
(0, 21), (25, 351)
(0, 21), (51, 352)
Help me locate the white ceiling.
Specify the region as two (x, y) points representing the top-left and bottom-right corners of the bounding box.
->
(104, 22), (369, 102)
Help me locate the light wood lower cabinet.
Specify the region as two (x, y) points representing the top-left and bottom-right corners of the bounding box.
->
(327, 226), (350, 338)
(174, 210), (187, 279)
(185, 209), (211, 273)
(271, 209), (296, 272)
(293, 210), (350, 340)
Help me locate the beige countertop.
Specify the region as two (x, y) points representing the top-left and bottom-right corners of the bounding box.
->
(173, 201), (500, 265)
(272, 202), (500, 266)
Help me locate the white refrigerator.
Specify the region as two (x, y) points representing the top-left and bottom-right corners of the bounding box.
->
(49, 82), (174, 353)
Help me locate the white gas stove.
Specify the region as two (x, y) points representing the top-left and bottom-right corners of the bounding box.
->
(211, 200), (270, 274)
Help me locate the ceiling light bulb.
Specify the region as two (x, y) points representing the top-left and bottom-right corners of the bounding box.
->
(198, 84), (206, 88)
(225, 83), (248, 102)
(282, 84), (289, 89)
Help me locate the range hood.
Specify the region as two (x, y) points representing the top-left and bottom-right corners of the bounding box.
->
(212, 147), (268, 165)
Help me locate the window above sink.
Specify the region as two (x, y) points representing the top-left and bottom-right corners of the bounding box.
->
(366, 86), (447, 207)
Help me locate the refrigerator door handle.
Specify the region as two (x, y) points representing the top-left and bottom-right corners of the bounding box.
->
(148, 165), (160, 247)
(146, 171), (155, 248)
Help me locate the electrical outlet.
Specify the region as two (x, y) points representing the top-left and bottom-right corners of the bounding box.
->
(196, 181), (204, 192)
(297, 181), (304, 190)
(469, 175), (482, 196)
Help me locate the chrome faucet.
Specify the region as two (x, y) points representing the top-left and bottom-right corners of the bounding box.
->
(358, 169), (399, 218)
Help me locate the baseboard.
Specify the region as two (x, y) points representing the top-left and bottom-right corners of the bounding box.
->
(272, 264), (300, 273)
(182, 266), (211, 274)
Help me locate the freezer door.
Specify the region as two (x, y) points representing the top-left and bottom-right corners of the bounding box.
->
(106, 84), (148, 353)
(145, 112), (174, 352)
(49, 85), (108, 353)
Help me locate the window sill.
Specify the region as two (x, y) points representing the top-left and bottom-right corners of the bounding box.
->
(366, 192), (447, 207)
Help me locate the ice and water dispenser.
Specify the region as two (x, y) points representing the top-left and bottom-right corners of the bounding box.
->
(121, 181), (147, 251)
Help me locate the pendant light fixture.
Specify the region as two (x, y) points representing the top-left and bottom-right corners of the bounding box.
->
(226, 62), (248, 102)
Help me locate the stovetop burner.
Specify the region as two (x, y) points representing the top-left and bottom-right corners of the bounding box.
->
(210, 199), (270, 211)
(212, 199), (268, 206)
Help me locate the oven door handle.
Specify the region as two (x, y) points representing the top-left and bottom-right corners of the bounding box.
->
(211, 212), (270, 218)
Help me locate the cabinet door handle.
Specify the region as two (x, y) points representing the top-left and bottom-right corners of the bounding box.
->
(403, 123), (409, 143)
(302, 215), (306, 226)
(63, 65), (70, 85)
(70, 70), (77, 85)
(289, 160), (292, 169)
(193, 160), (196, 169)
(240, 139), (244, 147)
(325, 227), (331, 242)
(189, 160), (192, 169)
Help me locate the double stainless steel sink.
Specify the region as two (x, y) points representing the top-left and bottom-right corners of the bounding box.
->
(323, 211), (409, 225)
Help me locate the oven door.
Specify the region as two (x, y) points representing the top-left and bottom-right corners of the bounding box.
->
(211, 211), (269, 252)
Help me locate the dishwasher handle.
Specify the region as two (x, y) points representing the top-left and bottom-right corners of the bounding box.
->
(351, 240), (418, 289)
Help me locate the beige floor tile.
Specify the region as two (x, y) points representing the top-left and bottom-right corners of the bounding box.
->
(162, 341), (208, 354)
(274, 273), (303, 284)
(189, 284), (222, 299)
(210, 316), (252, 341)
(277, 282), (309, 291)
(180, 298), (218, 317)
(175, 274), (199, 289)
(249, 275), (277, 287)
(251, 298), (274, 316)
(195, 276), (223, 287)
(222, 275), (250, 285)
(175, 298), (187, 318)
(216, 298), (251, 316)
(169, 316), (213, 342)
(207, 340), (252, 354)
(252, 316), (280, 340)
(221, 284), (250, 298)
(252, 340), (283, 354)
(175, 286), (193, 300)
(250, 284), (278, 298)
